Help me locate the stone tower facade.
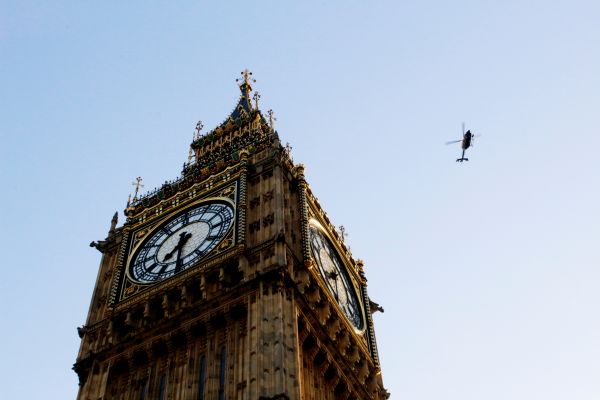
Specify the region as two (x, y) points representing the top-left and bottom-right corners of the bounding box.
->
(74, 72), (388, 400)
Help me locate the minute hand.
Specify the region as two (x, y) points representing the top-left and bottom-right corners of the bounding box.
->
(175, 232), (192, 272)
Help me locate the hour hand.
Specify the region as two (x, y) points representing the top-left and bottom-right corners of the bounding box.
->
(163, 245), (179, 261)
(163, 250), (175, 261)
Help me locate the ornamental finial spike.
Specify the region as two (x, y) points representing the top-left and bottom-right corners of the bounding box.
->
(284, 142), (293, 162)
(338, 225), (348, 242)
(109, 212), (118, 236)
(236, 69), (255, 93)
(267, 109), (276, 129)
(131, 176), (144, 200)
(194, 120), (203, 141)
(253, 91), (261, 109)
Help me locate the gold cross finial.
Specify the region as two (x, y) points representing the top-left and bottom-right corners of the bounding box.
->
(132, 176), (144, 199)
(242, 69), (253, 84)
(236, 69), (256, 87)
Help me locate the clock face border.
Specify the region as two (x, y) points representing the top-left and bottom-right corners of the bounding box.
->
(308, 219), (365, 332)
(125, 197), (236, 286)
(115, 195), (239, 298)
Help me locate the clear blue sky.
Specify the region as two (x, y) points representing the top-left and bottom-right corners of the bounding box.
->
(1, 1), (599, 398)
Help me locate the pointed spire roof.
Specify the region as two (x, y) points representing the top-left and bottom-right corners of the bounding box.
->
(195, 69), (261, 136)
(186, 69), (277, 171)
(194, 69), (270, 139)
(230, 69), (255, 120)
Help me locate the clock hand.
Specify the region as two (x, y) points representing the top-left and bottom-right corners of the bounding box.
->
(333, 275), (341, 301)
(163, 231), (192, 262)
(174, 232), (192, 272)
(174, 246), (183, 272)
(325, 271), (340, 301)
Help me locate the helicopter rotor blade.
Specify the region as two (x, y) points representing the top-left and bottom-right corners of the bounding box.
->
(462, 122), (465, 135)
(445, 139), (462, 145)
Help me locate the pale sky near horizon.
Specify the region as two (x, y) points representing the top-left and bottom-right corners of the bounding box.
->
(1, 1), (599, 399)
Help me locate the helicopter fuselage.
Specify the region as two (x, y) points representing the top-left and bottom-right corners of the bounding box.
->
(462, 130), (472, 150)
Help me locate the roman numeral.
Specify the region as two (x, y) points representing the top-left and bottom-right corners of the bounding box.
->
(146, 263), (159, 272)
(156, 264), (169, 274)
(147, 263), (169, 275)
(139, 271), (153, 283)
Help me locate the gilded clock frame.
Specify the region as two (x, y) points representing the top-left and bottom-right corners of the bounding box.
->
(307, 217), (367, 335)
(126, 197), (236, 282)
(115, 180), (241, 303)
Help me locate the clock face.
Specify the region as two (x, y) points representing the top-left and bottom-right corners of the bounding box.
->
(129, 201), (235, 284)
(309, 223), (363, 330)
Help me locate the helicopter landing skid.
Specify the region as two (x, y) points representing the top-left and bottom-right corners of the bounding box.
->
(456, 157), (469, 162)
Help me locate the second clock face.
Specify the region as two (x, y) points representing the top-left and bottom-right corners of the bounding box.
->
(309, 223), (363, 330)
(129, 201), (235, 284)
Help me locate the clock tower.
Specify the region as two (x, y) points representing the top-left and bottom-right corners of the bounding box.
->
(74, 71), (388, 400)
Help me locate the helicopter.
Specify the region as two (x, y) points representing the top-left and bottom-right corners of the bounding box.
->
(446, 123), (480, 162)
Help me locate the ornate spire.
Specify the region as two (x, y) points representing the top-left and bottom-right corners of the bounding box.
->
(184, 70), (277, 178)
(230, 69), (255, 120)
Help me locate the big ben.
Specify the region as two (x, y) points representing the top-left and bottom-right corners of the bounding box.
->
(74, 71), (389, 399)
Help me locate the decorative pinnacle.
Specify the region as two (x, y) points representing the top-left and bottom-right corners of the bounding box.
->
(267, 109), (276, 129)
(236, 69), (255, 94)
(110, 212), (118, 230)
(284, 142), (293, 162)
(194, 120), (203, 140)
(189, 120), (203, 161)
(338, 225), (348, 242)
(253, 91), (261, 109)
(131, 177), (144, 200)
